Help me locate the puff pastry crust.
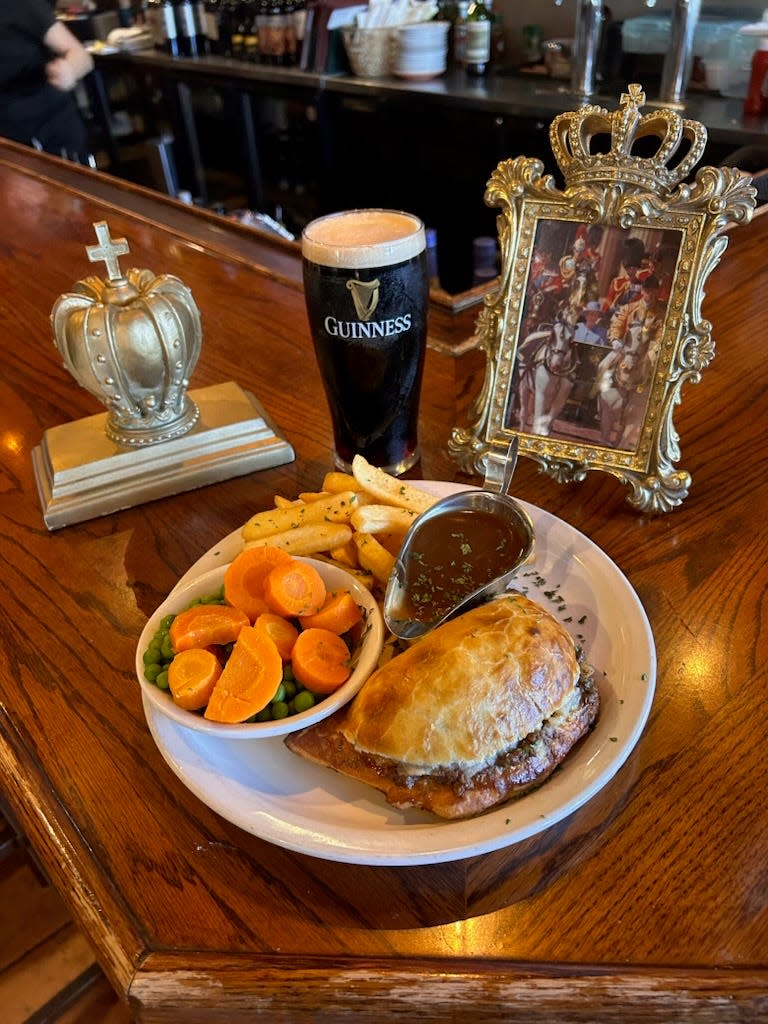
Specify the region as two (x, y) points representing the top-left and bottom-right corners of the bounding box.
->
(285, 594), (599, 819)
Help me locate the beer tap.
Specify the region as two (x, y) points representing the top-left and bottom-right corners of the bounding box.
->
(658, 0), (702, 105)
(569, 0), (603, 98)
(558, 0), (663, 100)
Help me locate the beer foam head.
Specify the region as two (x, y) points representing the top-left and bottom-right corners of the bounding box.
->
(302, 210), (425, 270)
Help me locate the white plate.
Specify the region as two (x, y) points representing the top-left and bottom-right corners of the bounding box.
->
(143, 483), (656, 866)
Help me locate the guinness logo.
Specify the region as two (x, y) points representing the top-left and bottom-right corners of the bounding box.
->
(346, 278), (380, 322)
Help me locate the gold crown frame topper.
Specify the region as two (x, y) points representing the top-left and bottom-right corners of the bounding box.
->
(449, 84), (756, 513)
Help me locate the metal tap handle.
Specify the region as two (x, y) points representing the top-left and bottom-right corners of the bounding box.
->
(659, 0), (701, 105)
(570, 0), (603, 98)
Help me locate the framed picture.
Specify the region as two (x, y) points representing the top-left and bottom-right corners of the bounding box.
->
(449, 85), (756, 513)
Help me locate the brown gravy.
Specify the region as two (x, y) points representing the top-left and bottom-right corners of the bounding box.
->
(393, 508), (528, 625)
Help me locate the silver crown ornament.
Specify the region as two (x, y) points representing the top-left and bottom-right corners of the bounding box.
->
(51, 222), (202, 446)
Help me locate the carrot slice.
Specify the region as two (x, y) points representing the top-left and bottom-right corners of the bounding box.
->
(204, 626), (283, 723)
(168, 648), (222, 711)
(254, 612), (299, 660)
(291, 628), (351, 694)
(298, 590), (362, 635)
(224, 546), (294, 623)
(170, 604), (249, 653)
(263, 560), (326, 618)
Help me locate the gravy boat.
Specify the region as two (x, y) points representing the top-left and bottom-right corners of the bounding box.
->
(383, 440), (535, 640)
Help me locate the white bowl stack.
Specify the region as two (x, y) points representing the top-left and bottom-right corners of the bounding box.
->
(393, 20), (450, 80)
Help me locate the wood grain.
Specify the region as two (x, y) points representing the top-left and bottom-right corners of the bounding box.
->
(0, 140), (765, 1022)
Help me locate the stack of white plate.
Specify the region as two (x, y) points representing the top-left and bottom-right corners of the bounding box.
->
(393, 21), (450, 81)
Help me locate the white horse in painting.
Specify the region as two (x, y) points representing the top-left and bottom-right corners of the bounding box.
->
(516, 319), (578, 436)
(597, 352), (643, 446)
(595, 322), (650, 447)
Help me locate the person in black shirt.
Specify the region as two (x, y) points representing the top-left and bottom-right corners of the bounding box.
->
(0, 0), (94, 159)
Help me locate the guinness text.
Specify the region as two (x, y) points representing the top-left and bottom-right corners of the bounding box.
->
(324, 314), (412, 339)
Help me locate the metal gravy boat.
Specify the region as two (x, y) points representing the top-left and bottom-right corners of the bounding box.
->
(383, 440), (535, 641)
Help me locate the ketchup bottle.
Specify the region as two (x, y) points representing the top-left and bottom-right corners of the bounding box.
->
(743, 11), (768, 118)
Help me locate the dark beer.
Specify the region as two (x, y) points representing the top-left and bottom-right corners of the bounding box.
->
(302, 210), (428, 475)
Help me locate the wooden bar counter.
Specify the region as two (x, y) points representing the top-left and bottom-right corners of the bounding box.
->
(0, 139), (766, 1023)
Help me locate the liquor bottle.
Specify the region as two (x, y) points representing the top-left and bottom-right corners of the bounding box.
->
(292, 0), (306, 59)
(243, 0), (259, 62)
(284, 0), (297, 65)
(203, 0), (221, 53)
(175, 0), (201, 56)
(160, 0), (181, 55)
(436, 0), (458, 67)
(255, 0), (271, 63)
(452, 1), (470, 69)
(268, 0), (287, 65)
(221, 0), (237, 54)
(464, 0), (491, 76)
(145, 0), (162, 45)
(193, 0), (208, 52)
(230, 0), (247, 58)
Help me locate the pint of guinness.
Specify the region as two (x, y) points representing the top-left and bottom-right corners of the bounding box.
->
(302, 209), (428, 476)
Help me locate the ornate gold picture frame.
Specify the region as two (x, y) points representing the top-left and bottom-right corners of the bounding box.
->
(449, 85), (756, 512)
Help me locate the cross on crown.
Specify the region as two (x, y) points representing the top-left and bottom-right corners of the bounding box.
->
(86, 221), (130, 281)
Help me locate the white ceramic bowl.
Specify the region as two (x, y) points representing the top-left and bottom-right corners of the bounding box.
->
(394, 67), (446, 79)
(397, 21), (450, 43)
(395, 57), (446, 71)
(136, 558), (384, 739)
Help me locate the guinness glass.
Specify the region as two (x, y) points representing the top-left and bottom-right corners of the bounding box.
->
(302, 209), (428, 476)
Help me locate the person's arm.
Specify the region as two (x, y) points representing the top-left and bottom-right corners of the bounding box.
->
(43, 20), (94, 91)
(607, 302), (631, 344)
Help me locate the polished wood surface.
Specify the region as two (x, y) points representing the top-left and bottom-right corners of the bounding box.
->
(0, 140), (765, 1023)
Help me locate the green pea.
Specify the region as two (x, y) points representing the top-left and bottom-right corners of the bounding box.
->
(282, 665), (295, 683)
(293, 690), (315, 713)
(160, 614), (175, 630)
(155, 669), (170, 690)
(282, 679), (297, 699)
(161, 634), (174, 660)
(144, 662), (162, 683)
(271, 701), (290, 719)
(255, 706), (272, 722)
(271, 683), (287, 704)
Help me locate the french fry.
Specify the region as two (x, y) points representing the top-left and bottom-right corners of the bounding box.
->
(352, 532), (396, 585)
(322, 471), (366, 494)
(298, 490), (332, 503)
(242, 490), (362, 542)
(308, 554), (375, 591)
(375, 530), (409, 557)
(245, 523), (353, 557)
(351, 455), (436, 514)
(350, 504), (420, 535)
(274, 495), (301, 509)
(329, 538), (359, 568)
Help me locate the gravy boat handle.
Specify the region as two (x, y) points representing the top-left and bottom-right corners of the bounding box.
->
(483, 437), (519, 496)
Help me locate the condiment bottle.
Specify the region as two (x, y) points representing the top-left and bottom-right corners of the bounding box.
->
(742, 10), (768, 117)
(464, 0), (492, 77)
(452, 1), (470, 69)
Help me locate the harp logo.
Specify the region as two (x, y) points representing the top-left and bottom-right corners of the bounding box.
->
(346, 277), (380, 322)
(322, 276), (412, 339)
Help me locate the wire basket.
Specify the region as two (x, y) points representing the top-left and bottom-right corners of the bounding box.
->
(342, 27), (395, 78)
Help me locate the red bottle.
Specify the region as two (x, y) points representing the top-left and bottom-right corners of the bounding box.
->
(743, 14), (768, 118)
